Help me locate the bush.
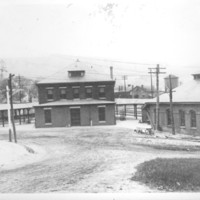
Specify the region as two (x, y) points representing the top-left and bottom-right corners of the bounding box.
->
(132, 158), (200, 191)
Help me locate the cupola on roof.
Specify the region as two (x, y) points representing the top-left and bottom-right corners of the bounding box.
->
(192, 72), (200, 80)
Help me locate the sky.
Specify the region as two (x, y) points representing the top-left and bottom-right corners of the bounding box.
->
(0, 0), (200, 88)
(0, 0), (200, 67)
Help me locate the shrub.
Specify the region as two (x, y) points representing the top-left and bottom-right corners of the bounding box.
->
(132, 158), (200, 191)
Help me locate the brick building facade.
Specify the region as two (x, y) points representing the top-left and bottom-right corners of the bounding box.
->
(143, 73), (200, 135)
(34, 61), (116, 128)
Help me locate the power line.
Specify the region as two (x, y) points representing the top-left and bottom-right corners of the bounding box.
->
(84, 57), (157, 66)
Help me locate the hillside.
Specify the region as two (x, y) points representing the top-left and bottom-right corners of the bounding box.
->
(1, 54), (198, 91)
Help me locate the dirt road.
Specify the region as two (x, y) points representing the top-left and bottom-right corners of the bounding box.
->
(0, 125), (199, 193)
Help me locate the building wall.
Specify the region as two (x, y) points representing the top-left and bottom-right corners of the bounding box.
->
(147, 104), (200, 136)
(37, 82), (115, 104)
(35, 104), (115, 128)
(130, 87), (152, 99)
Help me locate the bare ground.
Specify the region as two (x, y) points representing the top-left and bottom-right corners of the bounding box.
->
(0, 123), (200, 193)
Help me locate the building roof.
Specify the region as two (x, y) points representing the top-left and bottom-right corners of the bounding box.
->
(116, 98), (153, 105)
(34, 99), (115, 107)
(145, 78), (200, 104)
(164, 74), (178, 79)
(0, 103), (38, 111)
(37, 61), (114, 84)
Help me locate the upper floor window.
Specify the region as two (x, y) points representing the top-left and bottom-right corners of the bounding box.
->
(46, 88), (53, 100)
(179, 110), (185, 127)
(59, 87), (67, 99)
(98, 86), (105, 98)
(166, 108), (171, 125)
(190, 110), (196, 128)
(68, 70), (85, 77)
(85, 87), (92, 99)
(73, 87), (80, 99)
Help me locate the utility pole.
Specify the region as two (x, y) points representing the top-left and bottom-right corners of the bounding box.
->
(6, 86), (12, 142)
(131, 85), (134, 98)
(8, 74), (17, 143)
(148, 68), (154, 98)
(169, 75), (175, 135)
(122, 75), (127, 92)
(18, 75), (22, 103)
(0, 59), (7, 80)
(148, 65), (166, 131)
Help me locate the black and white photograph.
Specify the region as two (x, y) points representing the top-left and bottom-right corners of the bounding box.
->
(0, 0), (200, 199)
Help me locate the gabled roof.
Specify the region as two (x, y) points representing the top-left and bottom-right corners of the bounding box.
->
(146, 78), (200, 104)
(129, 85), (154, 93)
(37, 61), (114, 84)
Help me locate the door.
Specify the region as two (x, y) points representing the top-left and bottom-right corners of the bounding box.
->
(70, 108), (81, 126)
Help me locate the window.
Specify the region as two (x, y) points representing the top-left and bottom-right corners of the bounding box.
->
(190, 110), (196, 128)
(47, 89), (53, 100)
(85, 87), (92, 98)
(44, 109), (52, 124)
(166, 109), (171, 125)
(179, 110), (185, 127)
(68, 70), (85, 77)
(99, 87), (105, 98)
(73, 87), (80, 99)
(60, 88), (66, 99)
(98, 106), (106, 122)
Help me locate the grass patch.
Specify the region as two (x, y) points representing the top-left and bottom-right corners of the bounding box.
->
(132, 158), (200, 191)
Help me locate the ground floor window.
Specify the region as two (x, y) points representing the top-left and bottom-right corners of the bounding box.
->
(190, 110), (196, 128)
(98, 106), (106, 122)
(44, 109), (52, 124)
(179, 110), (185, 127)
(166, 108), (171, 125)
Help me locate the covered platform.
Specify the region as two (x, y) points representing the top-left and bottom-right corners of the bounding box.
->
(0, 103), (38, 127)
(115, 98), (152, 120)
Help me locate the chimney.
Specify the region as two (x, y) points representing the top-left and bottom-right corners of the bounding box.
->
(110, 66), (113, 80)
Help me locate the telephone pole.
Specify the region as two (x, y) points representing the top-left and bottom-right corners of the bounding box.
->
(0, 59), (7, 80)
(148, 68), (154, 98)
(122, 75), (127, 92)
(169, 75), (175, 135)
(6, 86), (12, 142)
(18, 75), (22, 103)
(131, 85), (134, 98)
(8, 73), (17, 143)
(148, 65), (166, 131)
